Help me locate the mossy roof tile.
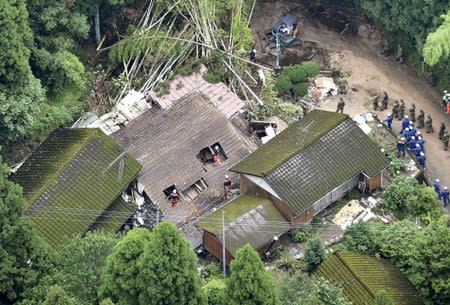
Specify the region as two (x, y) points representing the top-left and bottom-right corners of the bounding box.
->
(90, 196), (136, 233)
(315, 252), (423, 305)
(231, 110), (389, 215)
(197, 193), (289, 256)
(11, 128), (142, 248)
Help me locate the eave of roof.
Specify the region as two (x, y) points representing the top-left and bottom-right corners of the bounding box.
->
(230, 110), (348, 177)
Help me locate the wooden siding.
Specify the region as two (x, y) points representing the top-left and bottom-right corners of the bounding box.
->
(203, 231), (234, 265)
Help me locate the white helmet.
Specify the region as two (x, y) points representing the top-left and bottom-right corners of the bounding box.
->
(400, 137), (406, 141)
(445, 186), (448, 190)
(387, 112), (392, 116)
(405, 115), (408, 118)
(444, 90), (448, 94)
(411, 136), (415, 140)
(405, 128), (409, 131)
(225, 175), (229, 179)
(420, 152), (424, 156)
(215, 145), (219, 150)
(436, 178), (440, 182)
(418, 136), (422, 140)
(172, 189), (177, 193)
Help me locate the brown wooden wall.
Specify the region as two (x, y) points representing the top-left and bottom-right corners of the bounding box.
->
(203, 230), (233, 264)
(366, 171), (382, 192)
(293, 206), (314, 226)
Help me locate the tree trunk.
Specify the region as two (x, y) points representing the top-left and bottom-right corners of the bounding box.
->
(95, 4), (101, 45)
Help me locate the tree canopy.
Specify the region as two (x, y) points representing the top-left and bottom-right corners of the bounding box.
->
(423, 11), (450, 66)
(227, 244), (280, 305)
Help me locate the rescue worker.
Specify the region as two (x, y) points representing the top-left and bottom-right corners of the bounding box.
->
(442, 90), (448, 109)
(249, 49), (256, 63)
(409, 103), (416, 122)
(382, 91), (388, 110)
(425, 114), (433, 133)
(213, 145), (221, 166)
(438, 122), (446, 140)
(392, 100), (399, 119)
(417, 151), (426, 169)
(403, 127), (410, 140)
(336, 97), (345, 113)
(398, 100), (405, 119)
(409, 122), (417, 138)
(407, 136), (416, 149)
(169, 189), (179, 208)
(373, 94), (379, 111)
(397, 137), (406, 158)
(417, 136), (425, 152)
(417, 109), (425, 129)
(441, 186), (449, 207)
(400, 115), (409, 134)
(224, 175), (232, 199)
(410, 143), (422, 156)
(442, 130), (449, 151)
(384, 113), (393, 130)
(433, 179), (441, 199)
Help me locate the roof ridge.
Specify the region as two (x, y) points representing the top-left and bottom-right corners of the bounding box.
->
(264, 114), (348, 176)
(25, 129), (99, 204)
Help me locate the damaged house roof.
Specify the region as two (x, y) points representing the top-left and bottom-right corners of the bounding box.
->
(11, 128), (142, 248)
(230, 110), (389, 215)
(197, 193), (289, 256)
(112, 92), (253, 224)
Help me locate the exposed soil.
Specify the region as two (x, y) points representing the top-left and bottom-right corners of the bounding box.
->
(251, 1), (450, 207)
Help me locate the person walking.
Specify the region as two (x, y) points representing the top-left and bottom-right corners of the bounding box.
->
(400, 115), (410, 134)
(409, 103), (416, 122)
(433, 179), (441, 199)
(398, 100), (405, 119)
(417, 151), (426, 169)
(397, 137), (406, 158)
(425, 114), (433, 133)
(392, 100), (399, 119)
(382, 91), (389, 110)
(336, 97), (345, 113)
(442, 130), (449, 151)
(417, 109), (425, 128)
(384, 113), (393, 130)
(438, 122), (446, 140)
(441, 186), (449, 207)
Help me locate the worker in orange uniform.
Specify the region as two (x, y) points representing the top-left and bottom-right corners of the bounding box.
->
(224, 175), (232, 199)
(169, 189), (179, 208)
(213, 145), (221, 166)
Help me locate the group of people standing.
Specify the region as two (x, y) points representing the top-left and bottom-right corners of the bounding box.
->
(433, 179), (449, 207)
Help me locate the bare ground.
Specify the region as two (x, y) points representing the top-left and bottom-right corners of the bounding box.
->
(251, 1), (450, 206)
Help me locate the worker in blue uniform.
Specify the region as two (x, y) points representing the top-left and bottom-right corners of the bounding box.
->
(410, 143), (422, 156)
(433, 179), (441, 199)
(417, 136), (425, 152)
(407, 136), (416, 149)
(397, 137), (406, 158)
(416, 152), (426, 169)
(441, 186), (449, 207)
(384, 113), (393, 130)
(400, 115), (410, 133)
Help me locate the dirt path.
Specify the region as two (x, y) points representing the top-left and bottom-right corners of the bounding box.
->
(251, 2), (450, 203)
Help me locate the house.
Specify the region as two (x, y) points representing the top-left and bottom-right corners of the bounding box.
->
(197, 193), (289, 264)
(230, 110), (389, 226)
(315, 252), (423, 305)
(196, 110), (389, 262)
(111, 92), (256, 247)
(11, 128), (142, 248)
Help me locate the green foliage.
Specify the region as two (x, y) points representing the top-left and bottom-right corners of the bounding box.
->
(0, 158), (58, 304)
(293, 82), (308, 97)
(42, 286), (75, 305)
(55, 232), (120, 305)
(405, 216), (450, 305)
(383, 176), (442, 222)
(292, 225), (314, 243)
(100, 229), (152, 305)
(314, 277), (352, 305)
(154, 82), (170, 97)
(423, 11), (450, 66)
(100, 298), (116, 305)
(284, 65), (307, 83)
(0, 76), (45, 145)
(137, 221), (206, 305)
(227, 244), (280, 305)
(343, 221), (382, 254)
(0, 0), (33, 88)
(276, 74), (293, 94)
(202, 279), (226, 305)
(301, 61), (320, 77)
(304, 238), (326, 270)
(231, 14), (254, 50)
(374, 290), (394, 305)
(200, 262), (224, 283)
(203, 72), (222, 84)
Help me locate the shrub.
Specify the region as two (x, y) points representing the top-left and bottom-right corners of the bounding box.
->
(292, 225), (313, 243)
(293, 82), (308, 97)
(202, 279), (226, 305)
(304, 238), (326, 270)
(203, 72), (221, 84)
(276, 74), (292, 94)
(301, 61), (320, 77)
(284, 65), (307, 83)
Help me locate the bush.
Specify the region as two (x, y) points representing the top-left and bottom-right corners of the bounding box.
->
(304, 238), (326, 270)
(202, 279), (226, 305)
(200, 262), (223, 283)
(293, 82), (308, 97)
(284, 65), (307, 83)
(203, 72), (222, 84)
(154, 82), (170, 97)
(342, 221), (381, 254)
(276, 74), (292, 94)
(292, 225), (314, 243)
(301, 61), (320, 77)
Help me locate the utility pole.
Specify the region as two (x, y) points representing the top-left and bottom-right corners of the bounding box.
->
(222, 207), (226, 276)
